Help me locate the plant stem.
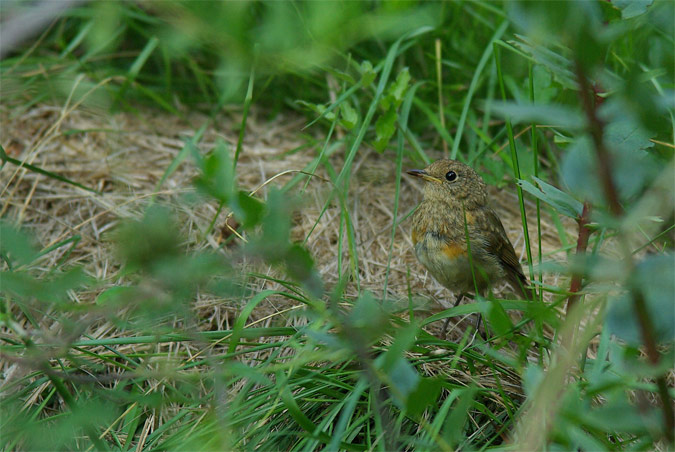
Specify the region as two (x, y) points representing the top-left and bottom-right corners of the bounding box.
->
(574, 61), (622, 216)
(435, 38), (449, 158)
(495, 43), (535, 287)
(566, 201), (592, 313)
(529, 62), (543, 303)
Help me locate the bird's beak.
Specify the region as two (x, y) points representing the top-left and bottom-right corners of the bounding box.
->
(406, 169), (442, 183)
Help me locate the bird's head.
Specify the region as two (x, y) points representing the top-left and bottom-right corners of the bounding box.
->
(407, 159), (487, 208)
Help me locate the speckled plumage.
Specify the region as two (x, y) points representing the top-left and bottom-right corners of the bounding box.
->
(408, 159), (529, 298)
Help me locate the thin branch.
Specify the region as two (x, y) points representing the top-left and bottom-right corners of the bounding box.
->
(567, 201), (592, 313)
(574, 61), (623, 216)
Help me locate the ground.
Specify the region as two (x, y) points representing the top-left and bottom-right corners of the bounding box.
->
(1, 102), (570, 370)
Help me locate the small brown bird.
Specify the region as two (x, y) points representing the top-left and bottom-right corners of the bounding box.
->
(408, 159), (531, 306)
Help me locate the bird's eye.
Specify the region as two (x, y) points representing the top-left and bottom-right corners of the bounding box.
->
(445, 171), (457, 182)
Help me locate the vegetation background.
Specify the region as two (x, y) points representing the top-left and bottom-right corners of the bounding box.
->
(1, 0), (673, 450)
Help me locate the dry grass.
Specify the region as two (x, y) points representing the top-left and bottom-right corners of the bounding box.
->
(1, 102), (573, 399)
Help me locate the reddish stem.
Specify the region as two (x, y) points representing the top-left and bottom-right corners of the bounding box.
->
(567, 201), (592, 313)
(575, 61), (623, 216)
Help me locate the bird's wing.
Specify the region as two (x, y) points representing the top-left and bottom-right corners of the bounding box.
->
(484, 208), (529, 295)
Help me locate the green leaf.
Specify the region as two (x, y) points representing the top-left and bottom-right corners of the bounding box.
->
(374, 107), (397, 152)
(529, 64), (559, 103)
(388, 356), (420, 408)
(95, 286), (136, 306)
(510, 35), (578, 90)
(603, 118), (654, 153)
(381, 321), (419, 373)
(486, 300), (514, 337)
(359, 60), (376, 88)
(0, 267), (89, 304)
(492, 101), (585, 129)
(606, 253), (675, 345)
(285, 244), (323, 298)
(192, 140), (236, 203)
(316, 103), (337, 121)
(517, 177), (584, 218)
(229, 290), (281, 354)
(405, 377), (442, 419)
(611, 0), (654, 19)
(339, 102), (358, 130)
(561, 121), (657, 205)
(232, 191), (265, 228)
(388, 67), (410, 108)
(348, 292), (389, 341)
(442, 387), (477, 448)
(0, 222), (38, 267)
(114, 206), (182, 270)
(252, 189), (292, 260)
(522, 364), (544, 397)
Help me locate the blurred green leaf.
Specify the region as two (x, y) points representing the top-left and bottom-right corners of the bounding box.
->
(442, 387), (477, 448)
(114, 206), (182, 271)
(285, 244), (323, 298)
(247, 189), (292, 261)
(510, 35), (578, 90)
(492, 101), (585, 129)
(389, 356), (420, 408)
(529, 64), (559, 103)
(1, 267), (89, 304)
(486, 300), (514, 337)
(244, 189), (322, 295)
(522, 364), (544, 397)
(604, 118), (654, 153)
(232, 191), (265, 228)
(381, 321), (418, 373)
(12, 397), (114, 451)
(193, 140), (236, 204)
(348, 292), (389, 342)
(611, 0), (654, 19)
(0, 221), (38, 267)
(606, 253), (675, 345)
(95, 286), (136, 306)
(517, 177), (583, 218)
(405, 377), (442, 419)
(561, 118), (657, 206)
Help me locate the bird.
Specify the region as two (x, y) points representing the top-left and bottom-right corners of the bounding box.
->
(407, 159), (532, 316)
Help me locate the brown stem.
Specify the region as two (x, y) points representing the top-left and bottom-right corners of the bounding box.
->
(631, 288), (675, 442)
(575, 61), (623, 216)
(567, 201), (592, 313)
(575, 61), (674, 444)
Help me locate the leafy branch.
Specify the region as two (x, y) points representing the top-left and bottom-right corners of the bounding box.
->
(576, 60), (674, 445)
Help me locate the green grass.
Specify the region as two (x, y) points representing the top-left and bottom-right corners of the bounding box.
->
(1, 1), (674, 450)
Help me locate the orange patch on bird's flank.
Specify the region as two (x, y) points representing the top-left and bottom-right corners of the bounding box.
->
(441, 242), (466, 259)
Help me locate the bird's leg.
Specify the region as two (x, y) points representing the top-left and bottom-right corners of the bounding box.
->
(470, 296), (488, 341)
(441, 293), (466, 339)
(474, 312), (486, 340)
